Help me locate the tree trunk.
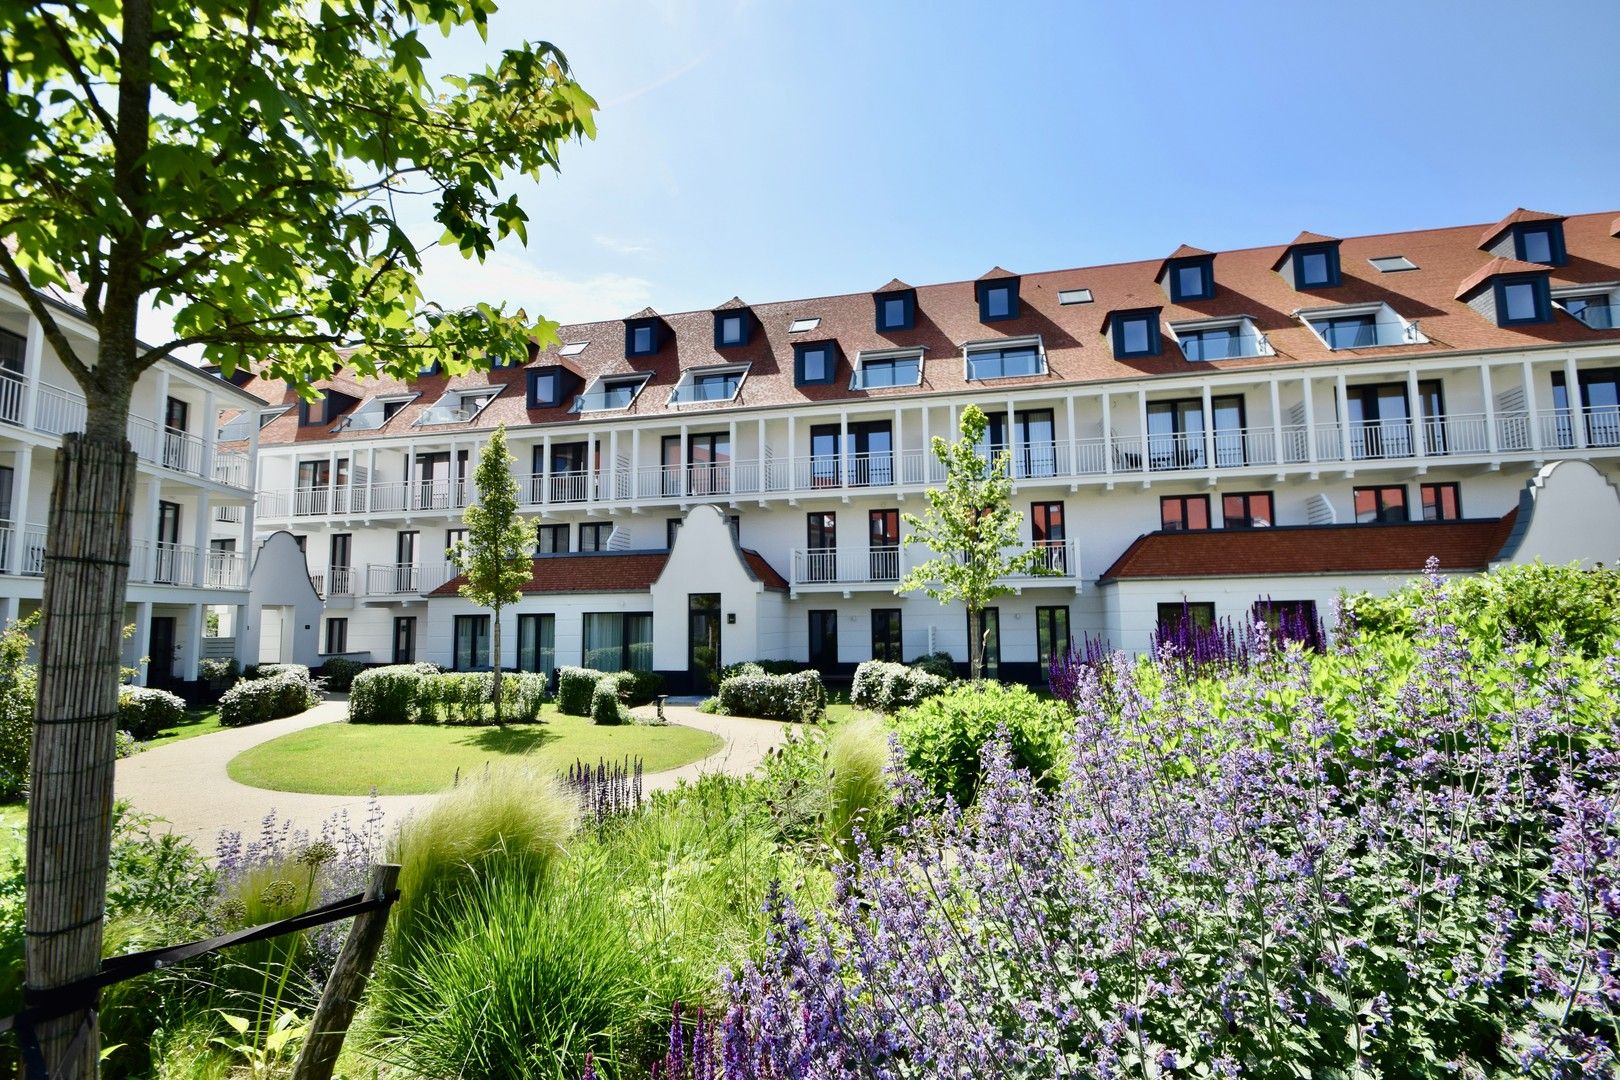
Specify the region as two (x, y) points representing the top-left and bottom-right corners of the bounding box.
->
(490, 607), (503, 725)
(967, 606), (983, 681)
(27, 415), (137, 1078)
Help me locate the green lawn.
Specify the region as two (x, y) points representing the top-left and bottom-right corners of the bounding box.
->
(0, 805), (23, 864)
(226, 708), (724, 795)
(140, 708), (224, 749)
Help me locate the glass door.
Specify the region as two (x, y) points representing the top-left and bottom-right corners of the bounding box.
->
(1346, 384), (1412, 459)
(393, 617), (416, 664)
(805, 512), (836, 583)
(688, 432), (731, 496)
(517, 613), (555, 676)
(1016, 409), (1057, 477)
(848, 421), (893, 486)
(155, 500), (181, 584)
(808, 610), (838, 670)
(163, 396), (190, 470)
(1146, 400), (1205, 470)
(1031, 502), (1066, 573)
(868, 509), (899, 581)
(1035, 606), (1070, 682)
(453, 615), (490, 671)
(688, 594), (722, 692)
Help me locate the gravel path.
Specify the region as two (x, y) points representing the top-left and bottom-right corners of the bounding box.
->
(114, 699), (791, 853)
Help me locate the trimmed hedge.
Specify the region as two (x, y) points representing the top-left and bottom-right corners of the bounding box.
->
(716, 670), (826, 722)
(851, 661), (949, 714)
(890, 682), (1071, 806)
(319, 657), (366, 692)
(615, 670), (664, 707)
(557, 667), (604, 717)
(348, 665), (548, 725)
(591, 675), (626, 726)
(908, 652), (958, 681)
(117, 686), (187, 740)
(219, 668), (319, 728)
(244, 662), (310, 682)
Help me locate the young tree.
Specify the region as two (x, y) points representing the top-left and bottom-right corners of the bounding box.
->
(897, 405), (1058, 680)
(0, 3), (594, 1070)
(450, 425), (535, 723)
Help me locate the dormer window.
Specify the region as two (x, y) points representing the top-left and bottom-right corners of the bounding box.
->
(874, 284), (917, 331)
(1161, 247), (1216, 302)
(964, 338), (1044, 381)
(1300, 303), (1426, 349)
(976, 279), (1019, 322)
(1174, 262), (1209, 300)
(1170, 318), (1271, 362)
(1108, 308), (1162, 359)
(416, 388), (498, 425)
(670, 364), (747, 404)
(624, 312), (666, 358)
(572, 374), (649, 413)
(299, 390), (356, 426)
(1513, 223), (1565, 266)
(713, 303), (754, 348)
(1554, 288), (1618, 330)
(631, 324), (655, 354)
(794, 341), (839, 386)
(527, 368), (566, 408)
(418, 359), (442, 377)
(851, 348), (923, 390)
(1495, 275), (1552, 325)
(1294, 246), (1340, 288)
(339, 394), (416, 431)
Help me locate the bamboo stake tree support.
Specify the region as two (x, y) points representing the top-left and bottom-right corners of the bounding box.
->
(290, 863), (401, 1080)
(26, 434), (137, 1078)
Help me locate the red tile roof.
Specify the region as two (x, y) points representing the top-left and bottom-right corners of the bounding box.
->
(430, 548), (787, 596)
(231, 210), (1620, 448)
(1479, 208), (1565, 248)
(874, 277), (913, 293)
(1098, 512), (1518, 582)
(1455, 256), (1550, 299)
(1270, 231), (1340, 270)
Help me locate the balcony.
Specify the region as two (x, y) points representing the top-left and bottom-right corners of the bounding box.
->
(312, 566), (356, 599)
(126, 542), (246, 589)
(789, 539), (1078, 592)
(0, 521), (48, 576)
(363, 562), (453, 597)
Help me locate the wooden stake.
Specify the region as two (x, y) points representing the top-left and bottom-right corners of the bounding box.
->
(290, 863), (401, 1080)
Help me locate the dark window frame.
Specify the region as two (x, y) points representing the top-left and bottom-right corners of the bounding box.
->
(808, 610), (839, 669)
(578, 521), (613, 552)
(1353, 485), (1410, 524)
(874, 289), (916, 332)
(1292, 244), (1341, 288)
(713, 309), (753, 348)
(1156, 601), (1216, 634)
(453, 613), (491, 671)
(1167, 255), (1216, 302)
(1512, 222), (1567, 267)
(1221, 491), (1275, 529)
(976, 278), (1021, 322)
(871, 608), (903, 663)
(1160, 494), (1211, 531)
(1493, 273), (1553, 326)
(1110, 308), (1162, 358)
(582, 611), (654, 672)
(625, 317), (663, 357)
(1419, 482), (1462, 521)
(535, 523), (569, 554)
(793, 340), (839, 386)
(324, 617), (348, 655)
(527, 368), (563, 408)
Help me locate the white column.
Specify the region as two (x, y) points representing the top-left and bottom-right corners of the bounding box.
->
(1303, 378), (1319, 464)
(1564, 354), (1587, 449)
(327, 448), (338, 514)
(726, 419), (736, 495)
(182, 603), (204, 681)
(1199, 383), (1215, 469)
(838, 410), (849, 486)
(1481, 365), (1497, 453)
(787, 414), (797, 491)
(365, 444), (376, 510)
(1267, 376), (1283, 465)
(753, 417), (765, 493)
(201, 390), (218, 480)
(0, 597), (18, 631)
(22, 314), (43, 430)
(1523, 360), (1542, 451)
(243, 424), (260, 575)
(892, 407), (903, 485)
(608, 428), (620, 502)
(6, 446), (32, 574)
(144, 476), (161, 580)
(1004, 395), (1018, 480)
(1135, 390), (1149, 475)
(679, 421), (690, 498)
(1335, 373), (1352, 462)
(146, 368), (171, 462)
(540, 435), (552, 507)
(404, 443), (417, 516)
(132, 601), (153, 687)
(1064, 394), (1076, 476)
(193, 491), (211, 587)
(1406, 368), (1426, 460)
(1101, 393), (1113, 476)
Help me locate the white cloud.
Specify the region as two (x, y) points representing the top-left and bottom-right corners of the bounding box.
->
(591, 233), (655, 256)
(415, 246), (655, 325)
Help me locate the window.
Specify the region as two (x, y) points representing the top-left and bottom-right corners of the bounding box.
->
(453, 614), (491, 671)
(1294, 245), (1340, 288)
(1058, 288), (1093, 305)
(788, 317), (820, 333)
(1110, 309), (1161, 358)
(1031, 501), (1067, 572)
(810, 420), (892, 487)
(578, 522), (613, 552)
(1420, 482), (1461, 521)
(1171, 260), (1212, 301)
(517, 613), (555, 674)
(0, 328), (24, 377)
(851, 351), (922, 390)
(968, 607), (1001, 680)
(1316, 313), (1378, 349)
(1344, 380), (1442, 459)
(1147, 394), (1246, 469)
(1557, 293), (1616, 330)
(808, 610), (838, 669)
(625, 318), (661, 357)
(559, 341), (589, 356)
(965, 342), (1043, 381)
(714, 310), (751, 347)
(1353, 485), (1409, 524)
(869, 509), (900, 581)
(1222, 491), (1274, 529)
(527, 369), (561, 408)
(794, 341), (837, 386)
(1494, 275), (1551, 326)
(572, 375), (647, 413)
(1036, 606), (1070, 681)
(393, 617), (416, 664)
(445, 527), (467, 559)
(582, 612), (653, 671)
(871, 609), (903, 663)
(875, 290), (915, 331)
(1161, 494), (1211, 531)
(298, 392), (331, 426)
(805, 512), (836, 583)
(1178, 324), (1251, 361)
(662, 431), (732, 495)
(1252, 600), (1322, 650)
(324, 617), (348, 655)
(381, 399), (409, 422)
(671, 367), (745, 404)
(535, 524), (568, 554)
(976, 278), (1019, 322)
(1550, 368), (1620, 448)
(1157, 602), (1215, 634)
(1368, 255), (1417, 273)
(1513, 223), (1565, 266)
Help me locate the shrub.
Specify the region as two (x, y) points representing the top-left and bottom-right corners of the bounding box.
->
(720, 661), (765, 682)
(851, 660), (948, 714)
(615, 670), (664, 707)
(591, 675), (625, 726)
(890, 681), (1069, 805)
(318, 657), (365, 692)
(114, 730), (138, 759)
(117, 686), (187, 740)
(506, 673), (549, 724)
(716, 670), (826, 722)
(435, 672), (491, 725)
(218, 669), (318, 728)
(348, 664), (434, 724)
(197, 657), (239, 682)
(0, 614), (39, 801)
(557, 667), (604, 717)
(909, 651), (958, 681)
(244, 662), (310, 682)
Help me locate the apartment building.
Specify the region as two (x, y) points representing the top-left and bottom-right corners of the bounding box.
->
(0, 279), (263, 687)
(231, 208), (1620, 688)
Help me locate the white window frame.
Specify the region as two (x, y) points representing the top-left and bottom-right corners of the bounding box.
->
(788, 317), (820, 333)
(1295, 302), (1428, 351)
(1165, 316), (1273, 362)
(558, 341), (590, 356)
(336, 393), (418, 432)
(668, 363), (750, 407)
(1551, 283), (1620, 328)
(572, 373), (652, 414)
(961, 335), (1047, 382)
(850, 347), (924, 391)
(413, 387), (499, 426)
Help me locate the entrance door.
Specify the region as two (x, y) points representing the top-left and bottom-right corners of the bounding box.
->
(808, 610), (838, 670)
(688, 593), (722, 691)
(1035, 606), (1070, 682)
(163, 396), (190, 470)
(149, 616), (177, 686)
(517, 613), (555, 675)
(868, 509), (899, 582)
(329, 533), (352, 595)
(393, 616), (416, 664)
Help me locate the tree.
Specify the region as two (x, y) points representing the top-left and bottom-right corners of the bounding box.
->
(0, 2), (594, 1070)
(449, 425), (535, 723)
(897, 405), (1058, 680)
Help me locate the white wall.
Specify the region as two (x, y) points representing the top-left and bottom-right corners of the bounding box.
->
(1495, 459), (1620, 569)
(649, 504), (773, 671)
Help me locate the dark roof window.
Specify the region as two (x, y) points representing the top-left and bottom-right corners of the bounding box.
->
(975, 272), (1020, 322)
(527, 367), (568, 408)
(624, 312), (666, 358)
(1494, 274), (1553, 326)
(1161, 247), (1216, 302)
(794, 341), (839, 386)
(1513, 222), (1566, 266)
(1108, 308), (1162, 359)
(874, 287), (916, 332)
(713, 305), (754, 348)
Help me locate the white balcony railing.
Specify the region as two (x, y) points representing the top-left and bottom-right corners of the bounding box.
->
(0, 521), (49, 576)
(364, 562), (452, 596)
(790, 539), (1078, 589)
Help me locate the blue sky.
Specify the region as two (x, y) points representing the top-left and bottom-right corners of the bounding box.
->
(149, 0), (1620, 341)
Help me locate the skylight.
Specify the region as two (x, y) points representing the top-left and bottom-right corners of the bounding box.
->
(559, 341), (589, 356)
(1058, 289), (1093, 305)
(1368, 255), (1418, 273)
(788, 318), (820, 333)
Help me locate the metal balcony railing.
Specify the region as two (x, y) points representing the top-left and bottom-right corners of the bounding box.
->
(0, 521), (48, 576)
(789, 539), (1078, 589)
